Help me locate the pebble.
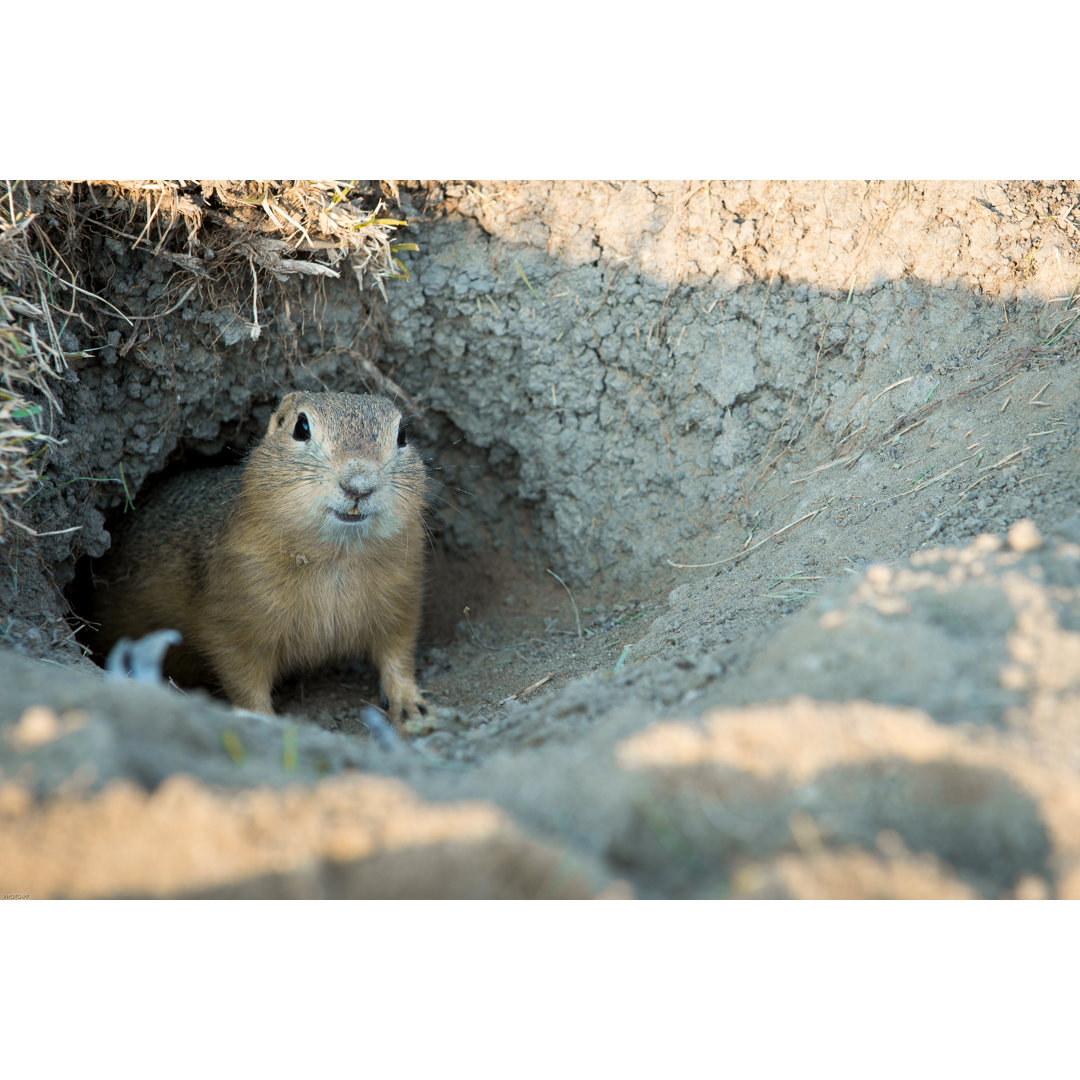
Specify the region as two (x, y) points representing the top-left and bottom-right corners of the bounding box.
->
(1007, 519), (1042, 553)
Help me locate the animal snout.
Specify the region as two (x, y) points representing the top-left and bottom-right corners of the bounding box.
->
(340, 476), (376, 502)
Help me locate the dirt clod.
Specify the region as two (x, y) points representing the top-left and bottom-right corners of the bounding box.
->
(1008, 518), (1043, 553)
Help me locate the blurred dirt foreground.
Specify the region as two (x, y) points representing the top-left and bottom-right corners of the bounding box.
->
(1, 180), (1078, 898)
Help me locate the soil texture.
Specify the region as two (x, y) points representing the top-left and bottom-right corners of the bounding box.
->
(2, 180), (1078, 899)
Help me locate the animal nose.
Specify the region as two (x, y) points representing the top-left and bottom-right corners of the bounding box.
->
(341, 477), (375, 502)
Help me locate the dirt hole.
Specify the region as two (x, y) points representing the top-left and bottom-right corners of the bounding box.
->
(63, 403), (641, 730)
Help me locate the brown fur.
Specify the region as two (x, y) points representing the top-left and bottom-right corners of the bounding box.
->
(92, 392), (428, 721)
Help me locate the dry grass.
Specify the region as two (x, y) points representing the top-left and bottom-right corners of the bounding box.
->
(0, 182), (79, 538)
(0, 179), (409, 539)
(76, 180), (411, 295)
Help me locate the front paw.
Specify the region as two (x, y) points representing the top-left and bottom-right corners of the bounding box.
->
(401, 701), (467, 737)
(382, 689), (428, 729)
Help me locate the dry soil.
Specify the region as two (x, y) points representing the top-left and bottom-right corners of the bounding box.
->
(2, 180), (1078, 898)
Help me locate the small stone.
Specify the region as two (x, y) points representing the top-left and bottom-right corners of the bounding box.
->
(865, 564), (892, 588)
(874, 596), (910, 616)
(6, 707), (87, 749)
(1012, 875), (1050, 900)
(1007, 519), (1042, 553)
(969, 533), (1003, 556)
(6, 706), (60, 749)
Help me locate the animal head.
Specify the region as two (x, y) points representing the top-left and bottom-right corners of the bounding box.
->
(247, 391), (426, 547)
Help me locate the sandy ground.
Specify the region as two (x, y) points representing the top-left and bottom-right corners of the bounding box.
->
(1, 180), (1078, 898)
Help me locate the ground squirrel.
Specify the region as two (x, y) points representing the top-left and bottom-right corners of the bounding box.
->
(92, 391), (429, 722)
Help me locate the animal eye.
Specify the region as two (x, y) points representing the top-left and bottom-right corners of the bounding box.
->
(292, 413), (311, 442)
(396, 421), (407, 448)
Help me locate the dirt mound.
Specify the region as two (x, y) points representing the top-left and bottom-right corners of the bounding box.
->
(1, 180), (1078, 898)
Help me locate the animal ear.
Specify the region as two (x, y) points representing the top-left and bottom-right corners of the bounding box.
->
(271, 392), (299, 432)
